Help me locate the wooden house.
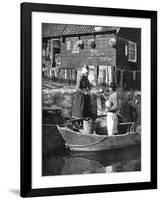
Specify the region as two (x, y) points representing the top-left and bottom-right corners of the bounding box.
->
(42, 23), (141, 90)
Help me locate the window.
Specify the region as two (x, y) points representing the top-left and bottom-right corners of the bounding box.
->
(128, 41), (137, 62)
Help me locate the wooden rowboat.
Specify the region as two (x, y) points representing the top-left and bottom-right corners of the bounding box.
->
(57, 123), (141, 152)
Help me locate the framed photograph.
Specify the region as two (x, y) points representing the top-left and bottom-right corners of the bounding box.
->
(21, 2), (157, 197)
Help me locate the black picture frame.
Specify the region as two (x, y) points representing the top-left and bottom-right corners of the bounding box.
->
(21, 2), (157, 197)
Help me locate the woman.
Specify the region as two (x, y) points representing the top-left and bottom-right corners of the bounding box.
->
(72, 65), (92, 119)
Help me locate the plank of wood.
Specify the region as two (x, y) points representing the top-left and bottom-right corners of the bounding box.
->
(61, 56), (116, 67)
(61, 51), (116, 57)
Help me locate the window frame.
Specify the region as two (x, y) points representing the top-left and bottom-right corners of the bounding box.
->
(128, 41), (137, 62)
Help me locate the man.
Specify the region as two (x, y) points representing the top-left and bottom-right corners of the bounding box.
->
(106, 82), (118, 135)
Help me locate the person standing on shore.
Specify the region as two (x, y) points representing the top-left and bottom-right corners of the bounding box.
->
(105, 82), (118, 135)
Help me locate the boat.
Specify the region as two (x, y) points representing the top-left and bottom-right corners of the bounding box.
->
(57, 122), (141, 152)
(69, 144), (141, 166)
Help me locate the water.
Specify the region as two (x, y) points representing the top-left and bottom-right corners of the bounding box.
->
(42, 144), (141, 176)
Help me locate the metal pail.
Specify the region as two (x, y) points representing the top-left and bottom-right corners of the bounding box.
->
(83, 119), (95, 134)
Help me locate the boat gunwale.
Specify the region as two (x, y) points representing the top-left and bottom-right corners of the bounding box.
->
(57, 125), (141, 151)
(57, 125), (140, 138)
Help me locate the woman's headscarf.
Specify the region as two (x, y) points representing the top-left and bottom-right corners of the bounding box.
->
(82, 65), (89, 74)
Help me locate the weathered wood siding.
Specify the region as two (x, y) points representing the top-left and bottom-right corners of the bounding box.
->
(116, 28), (141, 71)
(42, 28), (141, 89)
(115, 28), (141, 90)
(60, 34), (116, 68)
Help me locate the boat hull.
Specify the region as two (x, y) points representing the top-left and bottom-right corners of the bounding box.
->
(57, 126), (141, 152)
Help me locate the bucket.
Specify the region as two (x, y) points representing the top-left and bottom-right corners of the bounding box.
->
(83, 119), (95, 134)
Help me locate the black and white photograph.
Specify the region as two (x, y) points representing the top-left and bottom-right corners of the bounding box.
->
(42, 23), (141, 176)
(20, 2), (157, 197)
(0, 0), (160, 199)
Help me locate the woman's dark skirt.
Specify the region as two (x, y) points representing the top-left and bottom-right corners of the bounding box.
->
(72, 92), (91, 118)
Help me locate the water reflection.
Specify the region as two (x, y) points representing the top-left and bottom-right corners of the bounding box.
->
(42, 144), (141, 176)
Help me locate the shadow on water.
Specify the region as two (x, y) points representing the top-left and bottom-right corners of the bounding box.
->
(42, 144), (141, 176)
